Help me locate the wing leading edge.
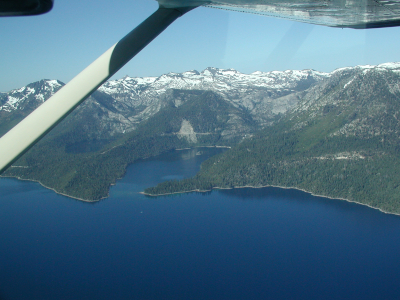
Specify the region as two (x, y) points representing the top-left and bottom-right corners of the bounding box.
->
(159, 0), (400, 28)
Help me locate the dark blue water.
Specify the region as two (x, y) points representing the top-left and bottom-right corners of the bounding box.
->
(1, 148), (400, 300)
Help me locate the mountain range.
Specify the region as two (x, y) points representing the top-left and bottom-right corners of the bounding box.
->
(1, 67), (328, 137)
(1, 63), (400, 213)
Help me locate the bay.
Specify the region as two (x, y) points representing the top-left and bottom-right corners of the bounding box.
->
(1, 147), (400, 300)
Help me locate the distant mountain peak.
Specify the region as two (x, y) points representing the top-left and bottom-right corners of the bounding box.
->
(0, 79), (64, 112)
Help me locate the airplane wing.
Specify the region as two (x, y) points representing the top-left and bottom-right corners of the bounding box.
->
(159, 0), (400, 29)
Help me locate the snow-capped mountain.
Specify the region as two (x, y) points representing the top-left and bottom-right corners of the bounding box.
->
(99, 67), (329, 128)
(99, 67), (328, 100)
(98, 67), (328, 118)
(0, 67), (329, 137)
(0, 79), (63, 113)
(2, 63), (399, 141)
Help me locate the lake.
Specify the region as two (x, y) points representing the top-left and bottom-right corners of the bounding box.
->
(1, 147), (400, 300)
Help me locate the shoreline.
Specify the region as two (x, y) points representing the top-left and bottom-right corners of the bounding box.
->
(4, 146), (397, 217)
(0, 175), (104, 203)
(0, 146), (228, 203)
(141, 184), (400, 217)
(3, 174), (400, 216)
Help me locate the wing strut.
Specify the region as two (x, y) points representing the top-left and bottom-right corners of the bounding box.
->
(0, 5), (195, 174)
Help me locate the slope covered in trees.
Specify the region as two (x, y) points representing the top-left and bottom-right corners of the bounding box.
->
(145, 65), (400, 214)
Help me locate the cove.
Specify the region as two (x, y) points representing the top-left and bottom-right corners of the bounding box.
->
(1, 148), (400, 300)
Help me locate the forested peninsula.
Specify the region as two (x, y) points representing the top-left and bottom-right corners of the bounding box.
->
(144, 123), (400, 214)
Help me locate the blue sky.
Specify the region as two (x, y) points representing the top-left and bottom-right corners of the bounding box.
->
(1, 0), (400, 92)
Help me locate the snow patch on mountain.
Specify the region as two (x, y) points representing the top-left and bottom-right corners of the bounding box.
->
(333, 62), (400, 75)
(377, 62), (400, 70)
(47, 80), (62, 90)
(344, 78), (354, 89)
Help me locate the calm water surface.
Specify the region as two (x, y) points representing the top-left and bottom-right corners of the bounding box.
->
(1, 148), (400, 300)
